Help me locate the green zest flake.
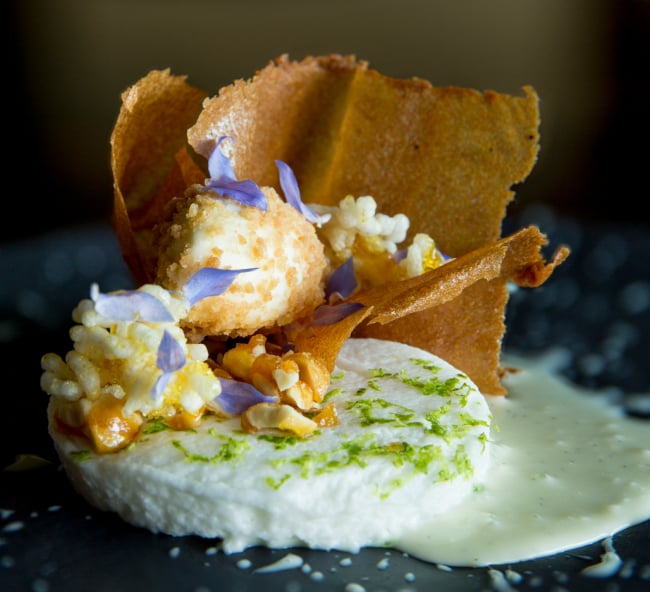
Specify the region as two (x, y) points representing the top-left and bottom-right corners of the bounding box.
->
(424, 402), (452, 438)
(141, 418), (172, 435)
(478, 432), (489, 453)
(69, 450), (92, 462)
(448, 412), (490, 441)
(399, 442), (444, 473)
(370, 367), (393, 379)
(459, 412), (490, 428)
(409, 358), (443, 373)
(400, 373), (469, 399)
(267, 433), (446, 492)
(258, 434), (301, 449)
(265, 474), (291, 490)
(173, 433), (250, 463)
(331, 371), (345, 380)
(322, 387), (342, 403)
(346, 397), (416, 427)
(376, 477), (405, 500)
(452, 445), (474, 478)
(368, 360), (473, 404)
(355, 387), (367, 397)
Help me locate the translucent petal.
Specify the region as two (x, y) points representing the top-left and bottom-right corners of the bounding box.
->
(216, 378), (278, 416)
(204, 136), (267, 210)
(326, 256), (357, 300)
(92, 287), (173, 322)
(207, 136), (237, 181)
(311, 301), (365, 326)
(151, 372), (172, 405)
(183, 267), (257, 307)
(157, 330), (186, 373)
(150, 331), (186, 403)
(204, 178), (268, 210)
(276, 160), (330, 226)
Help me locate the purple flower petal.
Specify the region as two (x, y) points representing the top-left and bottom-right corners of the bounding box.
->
(91, 285), (173, 322)
(183, 267), (258, 307)
(392, 248), (407, 264)
(311, 301), (365, 326)
(151, 330), (186, 403)
(216, 378), (278, 416)
(207, 136), (237, 181)
(157, 330), (186, 373)
(276, 160), (330, 225)
(326, 257), (357, 300)
(151, 372), (173, 405)
(204, 136), (267, 210)
(204, 178), (268, 210)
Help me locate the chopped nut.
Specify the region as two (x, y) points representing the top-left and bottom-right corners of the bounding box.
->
(250, 353), (282, 397)
(163, 408), (203, 430)
(280, 381), (315, 411)
(310, 402), (339, 427)
(221, 334), (268, 381)
(285, 352), (330, 402)
(84, 393), (144, 453)
(241, 402), (318, 437)
(272, 358), (300, 391)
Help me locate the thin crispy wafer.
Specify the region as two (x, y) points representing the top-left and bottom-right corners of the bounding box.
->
(110, 55), (567, 394)
(111, 69), (206, 284)
(293, 305), (374, 373)
(353, 227), (570, 394)
(187, 54), (539, 255)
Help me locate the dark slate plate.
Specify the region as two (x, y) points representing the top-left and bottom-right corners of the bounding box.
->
(1, 205), (648, 592)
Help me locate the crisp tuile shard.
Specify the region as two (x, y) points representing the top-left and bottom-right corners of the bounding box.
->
(110, 54), (568, 395)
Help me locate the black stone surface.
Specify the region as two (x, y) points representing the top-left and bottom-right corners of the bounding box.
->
(1, 207), (648, 592)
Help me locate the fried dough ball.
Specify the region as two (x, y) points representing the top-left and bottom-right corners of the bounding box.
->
(154, 186), (327, 341)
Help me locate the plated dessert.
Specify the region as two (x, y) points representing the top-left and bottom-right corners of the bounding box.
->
(40, 55), (649, 567)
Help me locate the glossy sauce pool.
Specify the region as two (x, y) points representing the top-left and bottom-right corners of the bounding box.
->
(396, 354), (650, 567)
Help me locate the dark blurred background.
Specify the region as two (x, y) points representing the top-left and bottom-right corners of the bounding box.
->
(5, 0), (650, 243)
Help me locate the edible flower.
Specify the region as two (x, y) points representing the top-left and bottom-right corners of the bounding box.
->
(325, 256), (357, 301)
(151, 330), (186, 403)
(276, 159), (331, 226)
(214, 378), (278, 416)
(91, 284), (174, 322)
(311, 301), (365, 326)
(182, 267), (258, 307)
(204, 136), (267, 210)
(92, 267), (258, 324)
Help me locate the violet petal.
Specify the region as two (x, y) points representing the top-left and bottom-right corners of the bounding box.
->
(151, 372), (172, 405)
(276, 160), (330, 225)
(91, 285), (173, 322)
(326, 257), (357, 300)
(392, 248), (407, 264)
(151, 330), (186, 403)
(311, 301), (365, 326)
(204, 136), (267, 210)
(183, 267), (258, 307)
(157, 330), (186, 374)
(207, 136), (237, 181)
(216, 378), (278, 416)
(204, 178), (268, 210)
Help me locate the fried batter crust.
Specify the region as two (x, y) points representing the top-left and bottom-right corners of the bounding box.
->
(154, 187), (327, 340)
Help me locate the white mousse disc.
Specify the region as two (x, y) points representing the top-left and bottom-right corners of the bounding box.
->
(49, 338), (491, 553)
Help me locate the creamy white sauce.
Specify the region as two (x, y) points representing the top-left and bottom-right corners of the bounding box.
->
(397, 353), (650, 567)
